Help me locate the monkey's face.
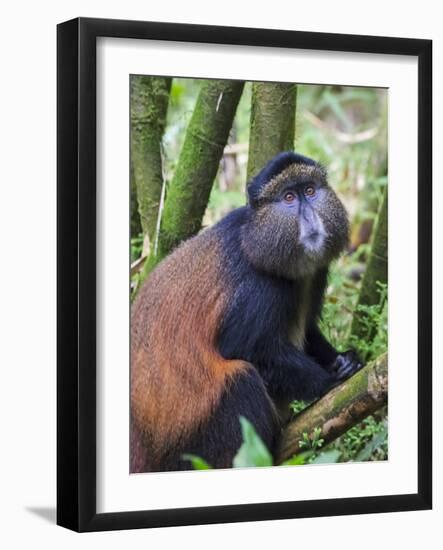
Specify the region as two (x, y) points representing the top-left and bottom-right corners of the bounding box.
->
(276, 178), (348, 257)
(243, 162), (349, 279)
(278, 182), (328, 254)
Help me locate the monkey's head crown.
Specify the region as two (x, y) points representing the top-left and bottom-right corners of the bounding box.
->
(247, 151), (327, 206)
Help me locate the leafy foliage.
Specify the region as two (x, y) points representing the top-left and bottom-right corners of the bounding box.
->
(131, 233), (144, 263)
(184, 419), (342, 469)
(289, 400), (308, 415)
(181, 454), (213, 470)
(311, 450), (342, 464)
(298, 427), (324, 452)
(232, 416), (274, 468)
(349, 281), (388, 363)
(334, 415), (388, 462)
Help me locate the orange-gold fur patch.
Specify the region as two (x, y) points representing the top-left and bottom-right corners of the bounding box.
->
(131, 230), (246, 470)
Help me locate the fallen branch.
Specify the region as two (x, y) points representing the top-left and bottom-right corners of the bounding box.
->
(276, 352), (388, 464)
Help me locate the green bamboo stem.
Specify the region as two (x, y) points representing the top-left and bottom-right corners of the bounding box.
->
(247, 82), (297, 181)
(131, 75), (171, 252)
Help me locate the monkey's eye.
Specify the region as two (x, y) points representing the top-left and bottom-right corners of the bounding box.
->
(283, 191), (296, 203)
(304, 185), (316, 197)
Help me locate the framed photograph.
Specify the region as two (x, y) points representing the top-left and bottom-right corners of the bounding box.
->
(57, 17), (432, 532)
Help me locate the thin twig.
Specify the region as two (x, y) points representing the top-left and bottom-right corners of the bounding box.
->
(304, 111), (378, 144)
(153, 142), (168, 258)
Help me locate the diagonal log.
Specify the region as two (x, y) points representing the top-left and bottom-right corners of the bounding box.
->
(276, 352), (388, 464)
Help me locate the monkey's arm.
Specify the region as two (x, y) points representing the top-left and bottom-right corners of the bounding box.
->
(304, 325), (338, 367)
(256, 342), (337, 402)
(216, 265), (360, 402)
(218, 311), (337, 401)
(305, 324), (363, 379)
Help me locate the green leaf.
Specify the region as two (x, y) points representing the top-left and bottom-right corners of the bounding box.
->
(233, 416), (273, 468)
(354, 424), (388, 462)
(312, 450), (342, 464)
(181, 454), (213, 470)
(289, 400), (308, 414)
(281, 451), (312, 466)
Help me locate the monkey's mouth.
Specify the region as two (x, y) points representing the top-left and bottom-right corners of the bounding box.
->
(300, 230), (325, 253)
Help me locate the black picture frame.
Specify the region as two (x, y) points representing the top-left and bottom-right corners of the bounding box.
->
(57, 17), (432, 532)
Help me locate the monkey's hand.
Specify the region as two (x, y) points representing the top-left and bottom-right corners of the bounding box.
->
(330, 350), (363, 382)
